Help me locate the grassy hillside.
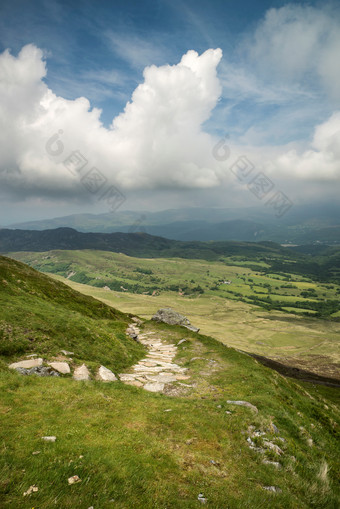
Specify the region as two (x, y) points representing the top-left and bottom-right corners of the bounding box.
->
(0, 256), (339, 508)
(0, 256), (144, 373)
(8, 250), (340, 379)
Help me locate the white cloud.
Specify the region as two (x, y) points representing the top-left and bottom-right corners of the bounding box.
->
(244, 4), (340, 101)
(0, 40), (339, 211)
(270, 112), (340, 181)
(0, 44), (223, 200)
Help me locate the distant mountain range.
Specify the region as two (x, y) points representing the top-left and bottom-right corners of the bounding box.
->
(5, 203), (340, 244)
(1, 227), (340, 283)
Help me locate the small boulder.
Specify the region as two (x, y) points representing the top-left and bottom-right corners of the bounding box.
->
(73, 364), (91, 381)
(48, 362), (70, 374)
(151, 308), (199, 332)
(9, 358), (43, 370)
(97, 366), (117, 382)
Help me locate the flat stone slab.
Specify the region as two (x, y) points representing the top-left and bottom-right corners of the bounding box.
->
(144, 382), (165, 392)
(73, 364), (90, 381)
(146, 374), (178, 383)
(48, 361), (70, 374)
(97, 366), (117, 382)
(125, 380), (143, 387)
(9, 358), (43, 370)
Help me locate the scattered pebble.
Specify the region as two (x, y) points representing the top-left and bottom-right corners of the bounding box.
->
(60, 350), (74, 356)
(68, 475), (81, 485)
(32, 451), (41, 455)
(263, 486), (282, 493)
(41, 436), (56, 442)
(164, 409), (172, 412)
(198, 493), (207, 504)
(23, 485), (38, 496)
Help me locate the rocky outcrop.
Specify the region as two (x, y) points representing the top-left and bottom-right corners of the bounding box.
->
(151, 308), (199, 332)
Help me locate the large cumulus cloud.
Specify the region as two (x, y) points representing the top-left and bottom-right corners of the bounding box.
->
(0, 45), (222, 200)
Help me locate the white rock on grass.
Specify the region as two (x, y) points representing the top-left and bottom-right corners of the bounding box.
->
(48, 362), (70, 374)
(73, 364), (90, 381)
(226, 400), (258, 414)
(9, 358), (43, 370)
(41, 436), (56, 442)
(97, 366), (117, 382)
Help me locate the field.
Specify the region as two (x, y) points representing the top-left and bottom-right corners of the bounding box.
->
(9, 250), (340, 379)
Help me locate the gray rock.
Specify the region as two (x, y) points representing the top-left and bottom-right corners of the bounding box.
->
(48, 362), (70, 374)
(9, 358), (43, 370)
(263, 486), (282, 493)
(226, 400), (258, 414)
(73, 364), (91, 381)
(151, 308), (199, 332)
(263, 441), (283, 455)
(41, 436), (56, 442)
(15, 366), (60, 377)
(97, 366), (117, 382)
(262, 460), (282, 469)
(177, 339), (187, 345)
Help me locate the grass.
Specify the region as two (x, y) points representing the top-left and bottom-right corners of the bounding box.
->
(0, 256), (145, 373)
(0, 256), (339, 508)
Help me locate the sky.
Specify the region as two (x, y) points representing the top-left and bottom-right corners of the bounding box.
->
(0, 0), (339, 224)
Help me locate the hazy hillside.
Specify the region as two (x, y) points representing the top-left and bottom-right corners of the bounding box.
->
(7, 204), (340, 243)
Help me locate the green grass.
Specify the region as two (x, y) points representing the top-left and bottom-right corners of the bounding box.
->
(0, 256), (144, 373)
(1, 256), (340, 508)
(11, 250), (339, 379)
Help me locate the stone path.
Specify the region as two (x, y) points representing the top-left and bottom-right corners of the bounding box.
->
(119, 325), (189, 393)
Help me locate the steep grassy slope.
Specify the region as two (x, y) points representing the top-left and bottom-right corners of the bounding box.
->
(0, 256), (144, 373)
(0, 257), (339, 508)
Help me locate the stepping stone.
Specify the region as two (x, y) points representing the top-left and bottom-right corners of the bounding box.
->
(125, 380), (143, 387)
(73, 364), (90, 381)
(97, 366), (117, 382)
(146, 374), (178, 383)
(9, 358), (43, 370)
(48, 361), (70, 374)
(119, 374), (138, 381)
(144, 382), (165, 392)
(176, 374), (191, 380)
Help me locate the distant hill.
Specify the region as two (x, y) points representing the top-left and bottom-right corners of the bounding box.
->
(7, 204), (340, 244)
(1, 227), (340, 283)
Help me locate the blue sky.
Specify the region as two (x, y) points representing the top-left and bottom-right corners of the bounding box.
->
(0, 0), (339, 222)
